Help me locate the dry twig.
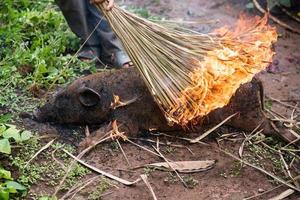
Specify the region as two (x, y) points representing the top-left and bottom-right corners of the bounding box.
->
(61, 176), (100, 200)
(239, 123), (264, 158)
(127, 139), (160, 157)
(63, 150), (141, 186)
(51, 145), (66, 170)
(267, 96), (300, 111)
(190, 113), (237, 143)
(53, 131), (112, 196)
(150, 132), (208, 146)
(269, 189), (295, 200)
(24, 139), (55, 168)
(129, 137), (194, 155)
(244, 175), (300, 200)
(252, 0), (300, 34)
(116, 139), (131, 167)
(279, 150), (294, 182)
(220, 149), (300, 192)
(279, 6), (300, 23)
(140, 174), (158, 200)
(152, 145), (188, 188)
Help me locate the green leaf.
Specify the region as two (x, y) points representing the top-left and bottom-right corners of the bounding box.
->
(38, 197), (49, 200)
(0, 125), (6, 135)
(6, 124), (16, 129)
(6, 186), (17, 194)
(0, 114), (12, 123)
(0, 139), (11, 154)
(47, 67), (59, 75)
(2, 127), (21, 142)
(5, 181), (26, 191)
(279, 0), (291, 7)
(39, 197), (50, 200)
(0, 168), (12, 180)
(0, 190), (9, 200)
(20, 131), (32, 141)
(37, 62), (47, 74)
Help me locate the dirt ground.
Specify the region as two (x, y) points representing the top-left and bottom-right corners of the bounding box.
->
(26, 0), (300, 199)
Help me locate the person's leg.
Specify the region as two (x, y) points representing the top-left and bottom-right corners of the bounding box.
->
(86, 2), (132, 68)
(56, 0), (132, 67)
(55, 0), (102, 59)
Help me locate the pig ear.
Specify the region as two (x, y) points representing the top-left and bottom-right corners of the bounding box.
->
(78, 87), (101, 107)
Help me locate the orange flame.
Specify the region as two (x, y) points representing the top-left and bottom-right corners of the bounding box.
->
(169, 15), (278, 125)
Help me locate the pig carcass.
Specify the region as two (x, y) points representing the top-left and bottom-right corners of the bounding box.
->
(34, 68), (295, 142)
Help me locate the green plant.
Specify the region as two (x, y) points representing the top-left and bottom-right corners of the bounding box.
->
(0, 123), (33, 154)
(0, 0), (95, 114)
(144, 166), (157, 176)
(63, 164), (92, 190)
(88, 178), (110, 200)
(0, 114), (12, 124)
(0, 168), (26, 200)
(264, 100), (273, 110)
(165, 146), (176, 154)
(183, 176), (198, 189)
(229, 161), (243, 177)
(108, 141), (120, 152)
(0, 116), (31, 199)
(163, 172), (178, 184)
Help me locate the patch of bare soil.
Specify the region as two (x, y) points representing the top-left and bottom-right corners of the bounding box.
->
(27, 0), (300, 199)
(67, 140), (283, 200)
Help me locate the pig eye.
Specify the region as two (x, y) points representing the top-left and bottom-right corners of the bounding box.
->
(78, 87), (101, 107)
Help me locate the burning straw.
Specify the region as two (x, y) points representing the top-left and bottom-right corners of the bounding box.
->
(96, 3), (278, 126)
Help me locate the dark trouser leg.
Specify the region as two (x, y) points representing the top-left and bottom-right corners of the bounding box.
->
(86, 2), (124, 58)
(55, 0), (101, 53)
(55, 0), (130, 67)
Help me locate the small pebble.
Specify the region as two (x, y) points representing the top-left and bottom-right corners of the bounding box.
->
(258, 188), (265, 193)
(187, 9), (194, 17)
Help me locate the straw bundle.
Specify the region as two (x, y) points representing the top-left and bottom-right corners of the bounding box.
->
(96, 3), (277, 126)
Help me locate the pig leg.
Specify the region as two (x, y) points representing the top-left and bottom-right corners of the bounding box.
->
(78, 116), (139, 151)
(78, 123), (112, 151)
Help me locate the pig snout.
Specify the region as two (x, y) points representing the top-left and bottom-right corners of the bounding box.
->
(33, 109), (46, 122)
(33, 103), (57, 122)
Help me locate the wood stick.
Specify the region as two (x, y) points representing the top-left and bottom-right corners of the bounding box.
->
(64, 150), (141, 186)
(190, 113), (237, 143)
(24, 139), (55, 168)
(252, 0), (300, 34)
(140, 175), (158, 200)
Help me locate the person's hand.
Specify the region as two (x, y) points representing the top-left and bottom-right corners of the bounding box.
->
(91, 0), (114, 11)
